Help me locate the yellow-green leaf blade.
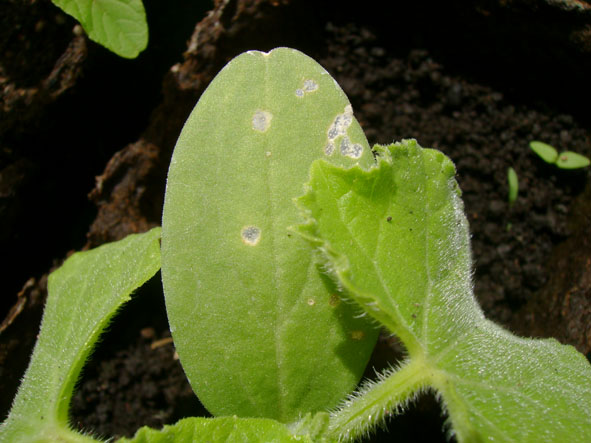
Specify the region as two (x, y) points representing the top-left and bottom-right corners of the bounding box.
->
(434, 322), (591, 441)
(161, 48), (377, 423)
(1, 228), (161, 442)
(556, 151), (590, 169)
(529, 140), (558, 164)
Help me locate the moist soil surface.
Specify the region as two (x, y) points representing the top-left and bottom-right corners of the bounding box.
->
(2, 1), (591, 442)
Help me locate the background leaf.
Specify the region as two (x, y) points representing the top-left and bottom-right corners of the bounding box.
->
(507, 166), (518, 205)
(529, 140), (558, 164)
(51, 0), (148, 58)
(161, 48), (378, 422)
(555, 151), (591, 169)
(1, 228), (161, 442)
(296, 140), (591, 441)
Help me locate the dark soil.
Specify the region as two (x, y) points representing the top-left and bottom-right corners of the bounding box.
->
(2, 0), (591, 441)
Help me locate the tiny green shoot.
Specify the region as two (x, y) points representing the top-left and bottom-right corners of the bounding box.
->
(529, 140), (590, 169)
(507, 166), (519, 205)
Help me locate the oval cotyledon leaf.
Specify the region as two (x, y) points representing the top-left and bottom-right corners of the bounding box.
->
(161, 48), (379, 422)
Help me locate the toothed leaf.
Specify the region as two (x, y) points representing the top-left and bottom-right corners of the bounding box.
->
(296, 140), (591, 441)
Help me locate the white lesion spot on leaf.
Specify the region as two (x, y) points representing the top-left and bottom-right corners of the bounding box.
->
(307, 298), (316, 306)
(325, 105), (363, 159)
(252, 110), (272, 132)
(241, 226), (261, 246)
(303, 79), (318, 92)
(339, 137), (363, 159)
(324, 142), (336, 156)
(295, 79), (319, 97)
(328, 105), (353, 139)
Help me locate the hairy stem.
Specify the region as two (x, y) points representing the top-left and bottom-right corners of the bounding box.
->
(327, 358), (432, 442)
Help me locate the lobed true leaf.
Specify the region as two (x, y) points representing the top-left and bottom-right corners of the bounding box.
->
(295, 139), (591, 442)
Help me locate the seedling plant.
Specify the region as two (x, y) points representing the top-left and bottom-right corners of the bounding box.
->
(2, 48), (591, 443)
(507, 166), (519, 206)
(529, 140), (590, 169)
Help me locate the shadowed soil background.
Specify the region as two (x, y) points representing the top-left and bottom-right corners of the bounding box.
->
(1, 0), (591, 441)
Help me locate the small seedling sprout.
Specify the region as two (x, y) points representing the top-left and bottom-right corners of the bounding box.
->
(529, 140), (590, 169)
(507, 167), (518, 206)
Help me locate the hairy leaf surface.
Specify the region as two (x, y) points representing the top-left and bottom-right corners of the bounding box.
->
(296, 140), (591, 441)
(1, 228), (161, 442)
(161, 48), (378, 422)
(52, 0), (148, 58)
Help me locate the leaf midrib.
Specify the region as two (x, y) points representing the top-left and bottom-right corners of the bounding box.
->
(257, 58), (288, 421)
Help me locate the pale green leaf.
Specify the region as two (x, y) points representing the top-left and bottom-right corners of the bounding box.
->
(0, 228), (162, 443)
(51, 0), (148, 58)
(295, 140), (591, 442)
(555, 151), (591, 169)
(529, 140), (558, 164)
(161, 48), (378, 422)
(118, 416), (314, 443)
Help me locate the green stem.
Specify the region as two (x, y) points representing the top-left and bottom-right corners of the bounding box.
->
(327, 358), (432, 442)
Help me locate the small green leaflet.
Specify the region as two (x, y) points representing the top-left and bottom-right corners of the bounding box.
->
(0, 228), (161, 443)
(295, 140), (591, 442)
(51, 0), (148, 58)
(555, 151), (591, 169)
(529, 140), (558, 164)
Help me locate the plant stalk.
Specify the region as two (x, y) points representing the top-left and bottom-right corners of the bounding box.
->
(327, 358), (432, 442)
